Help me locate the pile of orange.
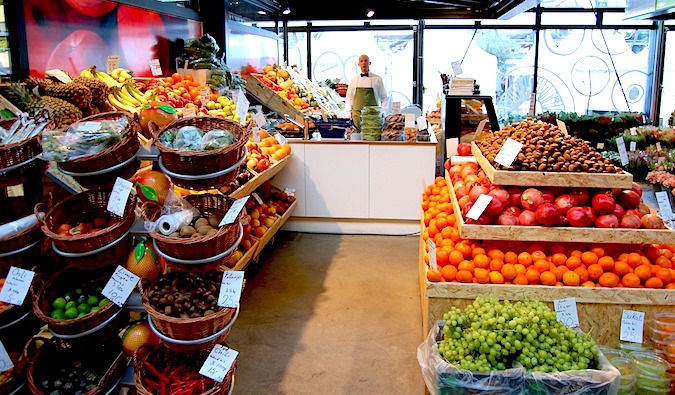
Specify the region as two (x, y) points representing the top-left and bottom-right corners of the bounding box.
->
(422, 176), (675, 289)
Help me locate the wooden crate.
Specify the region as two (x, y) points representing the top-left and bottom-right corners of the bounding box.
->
(471, 142), (633, 189)
(245, 74), (303, 119)
(446, 170), (675, 244)
(230, 153), (293, 199)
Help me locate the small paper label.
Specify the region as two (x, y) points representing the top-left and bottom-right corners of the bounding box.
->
(428, 240), (437, 270)
(200, 344), (238, 382)
(655, 191), (674, 221)
(236, 91), (249, 125)
(77, 121), (102, 132)
(101, 265), (140, 307)
(620, 310), (645, 343)
(528, 93), (536, 117)
(252, 127), (261, 143)
(417, 116), (427, 131)
(182, 107), (196, 118)
(630, 141), (637, 152)
(107, 56), (119, 75)
(0, 267), (35, 306)
(404, 113), (416, 129)
(657, 142), (662, 152)
(466, 194), (493, 220)
(149, 59), (162, 76)
(0, 341), (13, 373)
(494, 138), (524, 168)
(219, 196), (249, 226)
(630, 128), (638, 136)
(107, 178), (133, 217)
(218, 271), (244, 308)
(46, 69), (72, 83)
(554, 297), (579, 328)
(616, 137), (629, 166)
(253, 111), (266, 128)
(392, 102), (401, 115)
(200, 88), (210, 107)
(275, 133), (287, 145)
(284, 187), (295, 197)
(252, 192), (263, 205)
(451, 61), (462, 76)
(447, 137), (459, 156)
(597, 142), (605, 150)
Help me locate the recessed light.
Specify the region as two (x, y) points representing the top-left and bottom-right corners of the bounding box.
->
(283, 6), (291, 15)
(366, 8), (375, 17)
(258, 10), (266, 15)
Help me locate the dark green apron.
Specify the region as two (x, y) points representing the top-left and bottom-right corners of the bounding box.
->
(352, 87), (377, 133)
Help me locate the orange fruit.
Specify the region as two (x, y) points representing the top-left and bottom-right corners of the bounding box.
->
(590, 246), (605, 258)
(574, 267), (589, 283)
(598, 272), (619, 288)
(570, 250), (583, 258)
(436, 250), (450, 268)
(581, 281), (595, 287)
(456, 270), (473, 283)
(562, 271), (580, 286)
(534, 259), (551, 273)
(551, 253), (567, 267)
(551, 267), (564, 281)
(667, 283), (675, 289)
(525, 269), (540, 284)
(474, 268), (490, 284)
(517, 252), (532, 266)
(613, 261), (632, 277)
(598, 256), (615, 271)
(489, 259), (504, 272)
(617, 253), (629, 262)
(501, 264), (517, 281)
(126, 242), (164, 281)
(474, 254), (490, 269)
(565, 256), (582, 270)
(458, 260), (475, 274)
(440, 227), (453, 240)
(627, 252), (643, 268)
(513, 274), (529, 285)
(656, 256), (672, 268)
(661, 248), (673, 260)
(655, 268), (673, 284)
(471, 247), (487, 258)
(436, 217), (448, 230)
(581, 251), (599, 266)
(641, 256), (652, 267)
(540, 271), (557, 286)
(504, 251), (518, 264)
(514, 264), (527, 276)
(487, 249), (505, 262)
(456, 242), (472, 258)
(555, 281), (565, 287)
(441, 265), (458, 282)
(634, 265), (652, 283)
(489, 271), (505, 284)
(588, 264), (604, 281)
(449, 250), (464, 266)
(531, 250), (547, 262)
(645, 277), (664, 289)
(622, 273), (641, 288)
(427, 268), (442, 282)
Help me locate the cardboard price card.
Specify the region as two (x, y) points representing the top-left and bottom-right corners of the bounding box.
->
(107, 178), (133, 217)
(466, 194), (492, 220)
(620, 310), (645, 343)
(0, 267), (35, 306)
(428, 240), (437, 270)
(616, 137), (629, 166)
(0, 341), (13, 373)
(218, 271), (245, 308)
(494, 138), (523, 168)
(149, 59), (162, 76)
(200, 344), (239, 382)
(101, 266), (140, 307)
(554, 297), (579, 328)
(219, 196), (249, 226)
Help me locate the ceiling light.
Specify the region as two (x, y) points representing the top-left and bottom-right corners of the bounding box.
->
(283, 6), (291, 15)
(258, 10), (266, 15)
(366, 8), (375, 17)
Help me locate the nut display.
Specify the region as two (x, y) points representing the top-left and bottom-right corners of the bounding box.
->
(170, 214), (221, 239)
(475, 118), (621, 173)
(146, 272), (222, 319)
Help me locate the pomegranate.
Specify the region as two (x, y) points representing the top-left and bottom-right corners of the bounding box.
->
(458, 195), (472, 210)
(613, 204), (625, 220)
(497, 211), (519, 226)
(638, 203), (651, 217)
(566, 207), (593, 227)
(504, 205), (521, 217)
(536, 203), (563, 227)
(610, 188), (623, 199)
(457, 143), (472, 156)
(595, 214), (619, 228)
(592, 194), (616, 215)
(582, 206), (597, 223)
(554, 194), (577, 216)
(569, 188), (590, 206)
(508, 187), (523, 208)
(625, 209), (644, 219)
(488, 188), (510, 205)
(618, 190), (641, 209)
(521, 188), (545, 211)
(462, 202), (474, 218)
(641, 214), (666, 229)
(541, 189), (556, 204)
(631, 182), (643, 198)
(466, 214), (490, 225)
(469, 185), (489, 203)
(620, 213), (642, 229)
(455, 186), (467, 199)
(518, 210), (537, 226)
(484, 197), (504, 218)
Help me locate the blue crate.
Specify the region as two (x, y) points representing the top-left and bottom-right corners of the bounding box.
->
(316, 119), (352, 138)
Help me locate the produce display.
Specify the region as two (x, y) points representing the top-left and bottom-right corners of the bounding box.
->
(159, 125), (237, 151)
(0, 117), (48, 145)
(360, 105), (383, 141)
(382, 114), (404, 141)
(41, 116), (131, 162)
(177, 34), (246, 93)
(168, 213), (221, 239)
(475, 118), (621, 173)
(49, 284), (110, 320)
(37, 357), (113, 394)
(145, 271), (222, 318)
(7, 83), (82, 129)
(54, 216), (115, 236)
(245, 131), (292, 172)
(140, 358), (219, 395)
(217, 165), (253, 195)
(437, 297), (599, 372)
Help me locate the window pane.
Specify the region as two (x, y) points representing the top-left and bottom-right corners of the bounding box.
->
(540, 0), (626, 8)
(287, 32), (308, 76)
(480, 13), (536, 25)
(661, 31), (674, 127)
(541, 12), (597, 25)
(537, 28), (651, 115)
(602, 12), (654, 26)
(0, 4), (9, 76)
(424, 19), (478, 26)
(310, 30), (414, 109)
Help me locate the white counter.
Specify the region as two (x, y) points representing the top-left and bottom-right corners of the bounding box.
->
(274, 139), (436, 235)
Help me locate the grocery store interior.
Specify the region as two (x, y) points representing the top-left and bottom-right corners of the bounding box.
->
(1, 0), (675, 394)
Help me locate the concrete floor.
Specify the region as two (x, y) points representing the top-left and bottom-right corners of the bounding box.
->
(227, 232), (426, 395)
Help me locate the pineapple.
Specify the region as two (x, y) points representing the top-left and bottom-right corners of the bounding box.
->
(25, 77), (92, 111)
(72, 76), (109, 108)
(7, 83), (82, 129)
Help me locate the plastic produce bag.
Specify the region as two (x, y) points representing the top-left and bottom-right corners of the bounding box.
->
(201, 129), (236, 150)
(143, 191), (200, 235)
(173, 126), (204, 150)
(41, 117), (129, 162)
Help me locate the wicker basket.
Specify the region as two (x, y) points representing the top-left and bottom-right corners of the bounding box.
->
(31, 265), (121, 336)
(140, 272), (243, 341)
(0, 197), (46, 273)
(134, 344), (235, 395)
(156, 148), (247, 191)
(146, 310), (236, 353)
(0, 335), (37, 395)
(49, 230), (132, 270)
(152, 116), (250, 176)
(0, 117), (48, 188)
(26, 338), (125, 395)
(36, 188), (136, 254)
(142, 193), (242, 262)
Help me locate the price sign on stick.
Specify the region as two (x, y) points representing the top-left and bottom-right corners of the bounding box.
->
(252, 127), (261, 143)
(149, 59), (162, 76)
(200, 344), (238, 382)
(494, 138), (523, 168)
(252, 192), (263, 205)
(528, 93), (536, 117)
(428, 240), (437, 270)
(630, 141), (637, 152)
(218, 271), (244, 308)
(107, 178), (133, 217)
(236, 91), (249, 125)
(554, 298), (579, 328)
(275, 133), (287, 145)
(655, 191), (674, 221)
(102, 266), (140, 307)
(284, 188), (295, 197)
(0, 341), (13, 373)
(616, 137), (629, 166)
(0, 267), (35, 306)
(620, 310), (645, 343)
(597, 142), (605, 150)
(219, 196), (249, 226)
(466, 194), (492, 220)
(417, 116), (427, 131)
(200, 88), (210, 107)
(107, 56), (119, 75)
(253, 111), (266, 128)
(404, 113), (415, 129)
(183, 107), (196, 118)
(451, 61), (462, 76)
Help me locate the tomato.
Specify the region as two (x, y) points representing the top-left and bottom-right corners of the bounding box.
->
(57, 223), (73, 234)
(183, 74), (194, 82)
(93, 217), (107, 228)
(171, 73), (183, 83)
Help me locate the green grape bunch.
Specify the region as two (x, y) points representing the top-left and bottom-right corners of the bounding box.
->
(437, 297), (599, 373)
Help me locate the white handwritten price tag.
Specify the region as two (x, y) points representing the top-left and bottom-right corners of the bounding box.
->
(253, 111), (266, 128)
(451, 61), (462, 76)
(0, 267), (35, 306)
(620, 310), (645, 343)
(404, 113), (416, 129)
(106, 178), (133, 217)
(46, 69), (72, 83)
(275, 133), (287, 145)
(597, 142), (605, 150)
(218, 271), (244, 308)
(200, 344), (238, 382)
(417, 116), (427, 131)
(284, 187), (295, 197)
(494, 138), (523, 168)
(616, 137), (629, 166)
(630, 141), (637, 152)
(149, 59), (162, 76)
(101, 266), (140, 307)
(252, 127), (260, 143)
(392, 102), (401, 115)
(252, 192), (263, 205)
(107, 56), (119, 75)
(200, 88), (210, 107)
(182, 106), (196, 118)
(657, 142), (663, 152)
(466, 194), (492, 220)
(236, 91), (249, 125)
(0, 341), (13, 373)
(219, 196), (249, 227)
(655, 191), (674, 221)
(554, 298), (579, 328)
(428, 240), (437, 270)
(528, 93), (536, 117)
(630, 128), (638, 136)
(77, 121), (102, 132)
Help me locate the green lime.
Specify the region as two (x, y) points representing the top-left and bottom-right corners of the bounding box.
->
(76, 295), (86, 305)
(64, 308), (78, 319)
(87, 295), (99, 306)
(90, 306), (100, 313)
(64, 292), (72, 302)
(96, 287), (103, 293)
(77, 312), (86, 318)
(52, 297), (67, 310)
(75, 288), (83, 295)
(77, 303), (90, 314)
(65, 301), (76, 310)
(99, 298), (110, 308)
(50, 309), (65, 320)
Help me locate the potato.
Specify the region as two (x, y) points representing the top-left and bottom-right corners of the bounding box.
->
(179, 226), (196, 238)
(191, 232), (202, 238)
(197, 225), (214, 235)
(208, 215), (220, 228)
(194, 218), (209, 229)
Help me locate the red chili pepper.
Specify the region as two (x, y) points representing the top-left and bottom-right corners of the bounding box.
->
(201, 377), (205, 393)
(144, 378), (161, 392)
(144, 360), (170, 384)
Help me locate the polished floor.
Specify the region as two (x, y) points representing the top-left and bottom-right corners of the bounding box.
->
(227, 232), (426, 395)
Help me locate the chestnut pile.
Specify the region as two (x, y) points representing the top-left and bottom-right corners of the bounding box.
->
(475, 118), (622, 173)
(172, 215), (221, 238)
(146, 272), (222, 319)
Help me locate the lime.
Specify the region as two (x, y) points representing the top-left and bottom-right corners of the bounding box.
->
(64, 292), (72, 302)
(75, 288), (83, 295)
(76, 295), (86, 305)
(52, 297), (67, 310)
(77, 303), (90, 314)
(90, 306), (100, 313)
(87, 295), (99, 306)
(64, 307), (78, 319)
(50, 309), (65, 320)
(77, 312), (86, 318)
(99, 298), (110, 308)
(65, 301), (76, 310)
(96, 287), (103, 293)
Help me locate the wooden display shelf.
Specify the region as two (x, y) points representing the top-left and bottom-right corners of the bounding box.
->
(446, 170), (675, 244)
(246, 74), (303, 120)
(230, 153), (292, 199)
(471, 141), (633, 188)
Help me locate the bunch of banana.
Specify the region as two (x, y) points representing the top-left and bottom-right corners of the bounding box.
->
(111, 68), (134, 83)
(80, 66), (121, 88)
(107, 84), (154, 114)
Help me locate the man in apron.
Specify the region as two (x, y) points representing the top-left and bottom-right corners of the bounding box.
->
(345, 54), (390, 133)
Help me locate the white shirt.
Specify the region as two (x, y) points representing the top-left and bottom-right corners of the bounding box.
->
(345, 72), (390, 114)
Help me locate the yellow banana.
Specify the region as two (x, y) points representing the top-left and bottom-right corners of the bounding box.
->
(120, 70), (133, 80)
(80, 68), (94, 78)
(108, 92), (137, 113)
(143, 88), (157, 101)
(112, 88), (137, 107)
(111, 68), (123, 79)
(126, 85), (147, 105)
(94, 70), (121, 87)
(119, 85), (142, 106)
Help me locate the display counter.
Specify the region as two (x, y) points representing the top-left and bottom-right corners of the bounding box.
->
(275, 139), (436, 235)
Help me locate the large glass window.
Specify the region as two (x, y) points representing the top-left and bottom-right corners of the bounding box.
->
(661, 30), (674, 127)
(310, 30), (414, 108)
(287, 31), (308, 76)
(0, 1), (10, 76)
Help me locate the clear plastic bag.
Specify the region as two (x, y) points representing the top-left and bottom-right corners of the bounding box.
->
(173, 126), (204, 150)
(143, 190), (200, 235)
(201, 129), (236, 150)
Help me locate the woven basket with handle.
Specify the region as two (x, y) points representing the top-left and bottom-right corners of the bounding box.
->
(0, 196), (46, 272)
(0, 117), (47, 187)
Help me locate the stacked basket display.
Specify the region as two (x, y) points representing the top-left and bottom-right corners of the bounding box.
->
(0, 117), (48, 188)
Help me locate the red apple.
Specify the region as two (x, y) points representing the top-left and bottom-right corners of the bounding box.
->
(457, 143), (472, 156)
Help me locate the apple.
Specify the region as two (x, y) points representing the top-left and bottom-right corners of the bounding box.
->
(264, 218), (274, 227)
(457, 143), (472, 156)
